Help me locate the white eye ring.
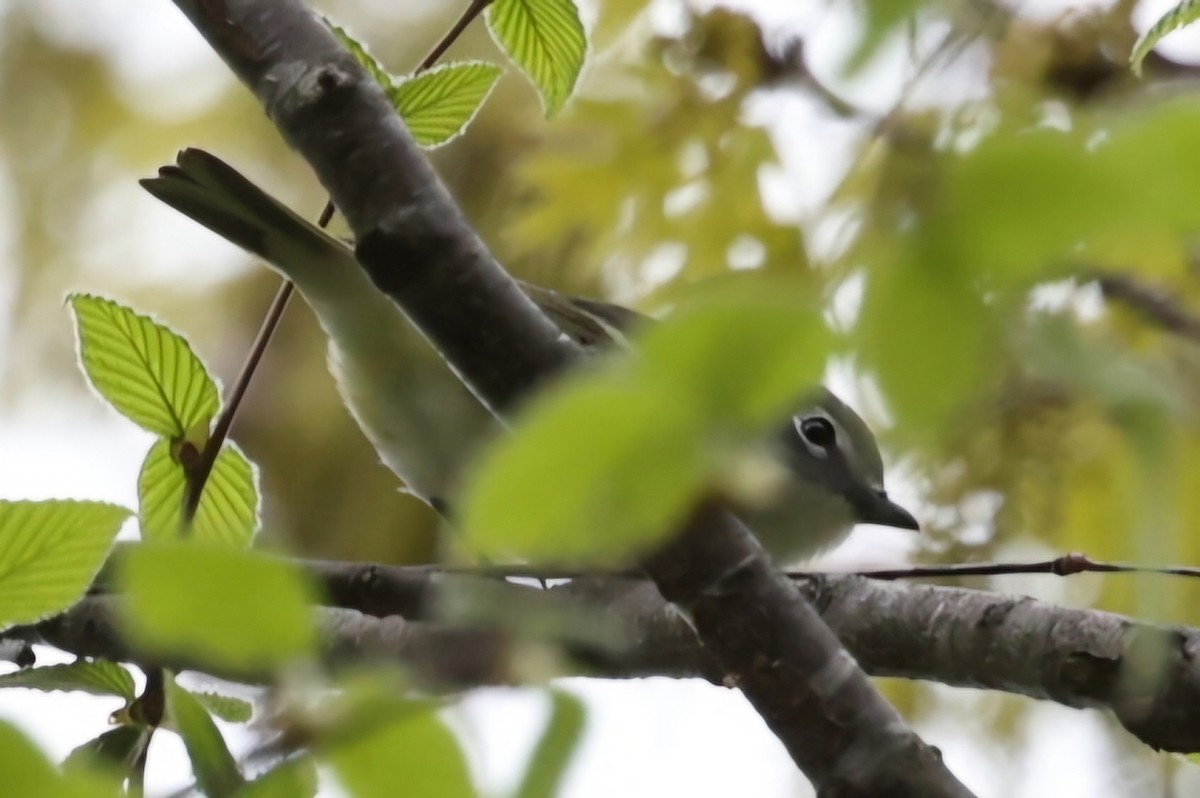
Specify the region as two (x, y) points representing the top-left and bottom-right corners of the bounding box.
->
(795, 415), (836, 457)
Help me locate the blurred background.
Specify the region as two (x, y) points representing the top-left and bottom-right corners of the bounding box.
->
(4, 0), (1200, 794)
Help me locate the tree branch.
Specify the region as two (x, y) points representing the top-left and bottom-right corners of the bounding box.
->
(13, 564), (1200, 753)
(165, 2), (969, 793)
(173, 0), (579, 412)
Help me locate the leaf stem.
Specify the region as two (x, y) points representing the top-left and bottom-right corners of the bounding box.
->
(418, 0), (495, 72)
(183, 283), (293, 521)
(128, 667), (165, 798)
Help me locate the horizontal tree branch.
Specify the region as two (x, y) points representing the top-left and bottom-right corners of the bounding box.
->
(11, 563), (1199, 752)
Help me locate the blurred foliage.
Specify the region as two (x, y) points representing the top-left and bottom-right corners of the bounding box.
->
(0, 499), (127, 628)
(0, 718), (120, 798)
(6, 0), (1200, 793)
(463, 280), (827, 563)
(166, 675), (244, 796)
(498, 8), (812, 295)
(118, 542), (320, 672)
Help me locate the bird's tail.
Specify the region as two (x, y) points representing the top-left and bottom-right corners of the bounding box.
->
(140, 148), (382, 324)
(142, 148), (657, 348)
(142, 149), (491, 502)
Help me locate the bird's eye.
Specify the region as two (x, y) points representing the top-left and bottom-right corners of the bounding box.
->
(799, 416), (836, 448)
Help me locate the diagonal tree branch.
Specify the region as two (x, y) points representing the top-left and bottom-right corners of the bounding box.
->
(162, 2), (970, 794)
(175, 0), (580, 411)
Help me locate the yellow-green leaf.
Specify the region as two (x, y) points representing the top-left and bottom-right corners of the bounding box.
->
(330, 708), (475, 798)
(329, 20), (504, 146)
(326, 19), (391, 88)
(515, 689), (586, 798)
(0, 720), (121, 798)
(191, 690), (253, 724)
(930, 102), (1200, 284)
(235, 756), (318, 798)
(391, 62), (504, 148)
(0, 500), (129, 629)
(119, 543), (318, 671)
(70, 294), (218, 438)
(63, 726), (151, 787)
(462, 374), (707, 562)
(0, 660), (134, 701)
(1131, 0), (1200, 76)
(167, 677), (244, 797)
(636, 286), (829, 430)
(193, 443), (260, 546)
(138, 439), (260, 547)
(487, 0), (585, 116)
(137, 439), (187, 542)
(858, 254), (997, 444)
(462, 282), (827, 563)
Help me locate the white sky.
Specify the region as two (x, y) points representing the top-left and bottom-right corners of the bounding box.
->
(2, 0), (1198, 795)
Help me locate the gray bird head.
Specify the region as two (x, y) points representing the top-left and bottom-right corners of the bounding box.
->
(739, 388), (919, 563)
(782, 388), (920, 532)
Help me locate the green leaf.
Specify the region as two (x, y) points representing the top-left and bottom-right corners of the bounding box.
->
(852, 100), (1200, 443)
(462, 283), (826, 562)
(137, 439), (186, 542)
(391, 62), (504, 148)
(1131, 0), (1200, 75)
(0, 660), (134, 701)
(330, 708), (475, 798)
(0, 719), (120, 798)
(70, 294), (218, 439)
(119, 543), (318, 671)
(0, 500), (129, 629)
(462, 374), (706, 562)
(326, 19), (393, 88)
(191, 690), (254, 724)
(191, 443), (260, 546)
(636, 287), (829, 430)
(936, 127), (1133, 282)
(329, 19), (505, 145)
(487, 0), (586, 116)
(858, 253), (997, 443)
(297, 671), (433, 747)
(235, 756), (318, 798)
(927, 102), (1200, 284)
(514, 689), (586, 798)
(167, 677), (244, 797)
(63, 725), (151, 784)
(138, 439), (260, 547)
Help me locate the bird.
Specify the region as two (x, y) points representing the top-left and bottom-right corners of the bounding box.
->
(140, 148), (918, 563)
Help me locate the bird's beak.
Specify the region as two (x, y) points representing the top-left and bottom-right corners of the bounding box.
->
(850, 486), (920, 531)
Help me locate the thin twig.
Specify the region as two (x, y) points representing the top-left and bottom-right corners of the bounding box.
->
(334, 551), (1200, 584)
(1094, 271), (1200, 340)
(418, 0), (495, 71)
(316, 0), (493, 226)
(830, 552), (1200, 581)
(183, 283), (293, 521)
